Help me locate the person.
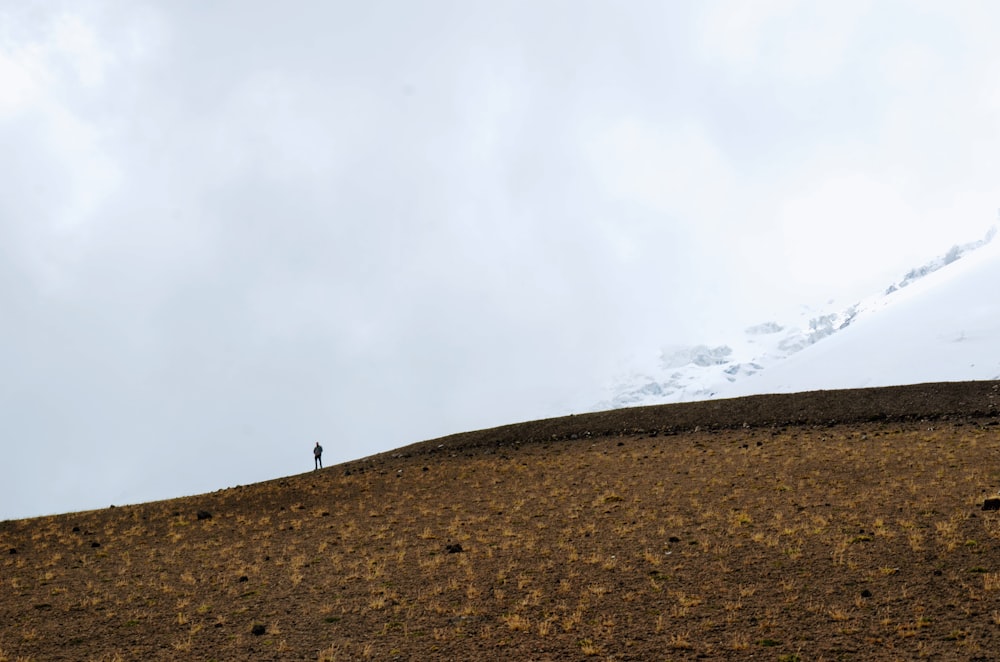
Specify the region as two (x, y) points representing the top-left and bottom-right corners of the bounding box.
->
(313, 442), (323, 470)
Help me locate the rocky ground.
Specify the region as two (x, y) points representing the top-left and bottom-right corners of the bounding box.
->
(2, 381), (1000, 660)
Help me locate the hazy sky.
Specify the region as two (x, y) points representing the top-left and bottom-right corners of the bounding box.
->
(3, 0), (999, 519)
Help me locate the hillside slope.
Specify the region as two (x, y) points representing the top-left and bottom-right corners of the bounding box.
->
(2, 382), (1000, 661)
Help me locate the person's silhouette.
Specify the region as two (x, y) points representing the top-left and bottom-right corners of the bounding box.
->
(313, 442), (323, 470)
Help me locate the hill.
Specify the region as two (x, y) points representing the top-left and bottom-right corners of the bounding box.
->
(606, 228), (1000, 408)
(3, 381), (1000, 660)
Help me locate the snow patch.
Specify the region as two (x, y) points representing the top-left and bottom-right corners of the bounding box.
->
(600, 225), (999, 409)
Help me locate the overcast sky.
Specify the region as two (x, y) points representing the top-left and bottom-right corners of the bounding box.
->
(3, 0), (999, 519)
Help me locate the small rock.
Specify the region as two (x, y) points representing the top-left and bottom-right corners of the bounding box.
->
(196, 510), (213, 520)
(445, 543), (464, 554)
(982, 497), (1000, 511)
(91, 541), (101, 548)
(251, 624), (266, 636)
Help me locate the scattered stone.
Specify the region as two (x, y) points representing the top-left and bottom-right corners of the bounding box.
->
(982, 497), (1000, 511)
(91, 542), (101, 548)
(34, 603), (52, 611)
(238, 576), (249, 583)
(860, 589), (872, 598)
(251, 624), (266, 636)
(668, 536), (681, 543)
(8, 548), (16, 554)
(196, 510), (213, 520)
(72, 526), (80, 533)
(445, 543), (464, 554)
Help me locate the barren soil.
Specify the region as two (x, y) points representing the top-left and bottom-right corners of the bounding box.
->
(3, 381), (1000, 661)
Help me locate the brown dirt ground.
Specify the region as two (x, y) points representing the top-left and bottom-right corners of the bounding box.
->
(2, 381), (1000, 661)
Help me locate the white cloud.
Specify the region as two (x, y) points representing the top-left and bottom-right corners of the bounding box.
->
(878, 40), (945, 93)
(50, 12), (115, 87)
(695, 0), (798, 72)
(778, 172), (911, 282)
(695, 0), (873, 80)
(589, 118), (736, 223)
(0, 48), (41, 116)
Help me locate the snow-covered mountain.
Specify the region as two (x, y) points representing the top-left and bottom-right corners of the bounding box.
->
(601, 227), (1000, 408)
